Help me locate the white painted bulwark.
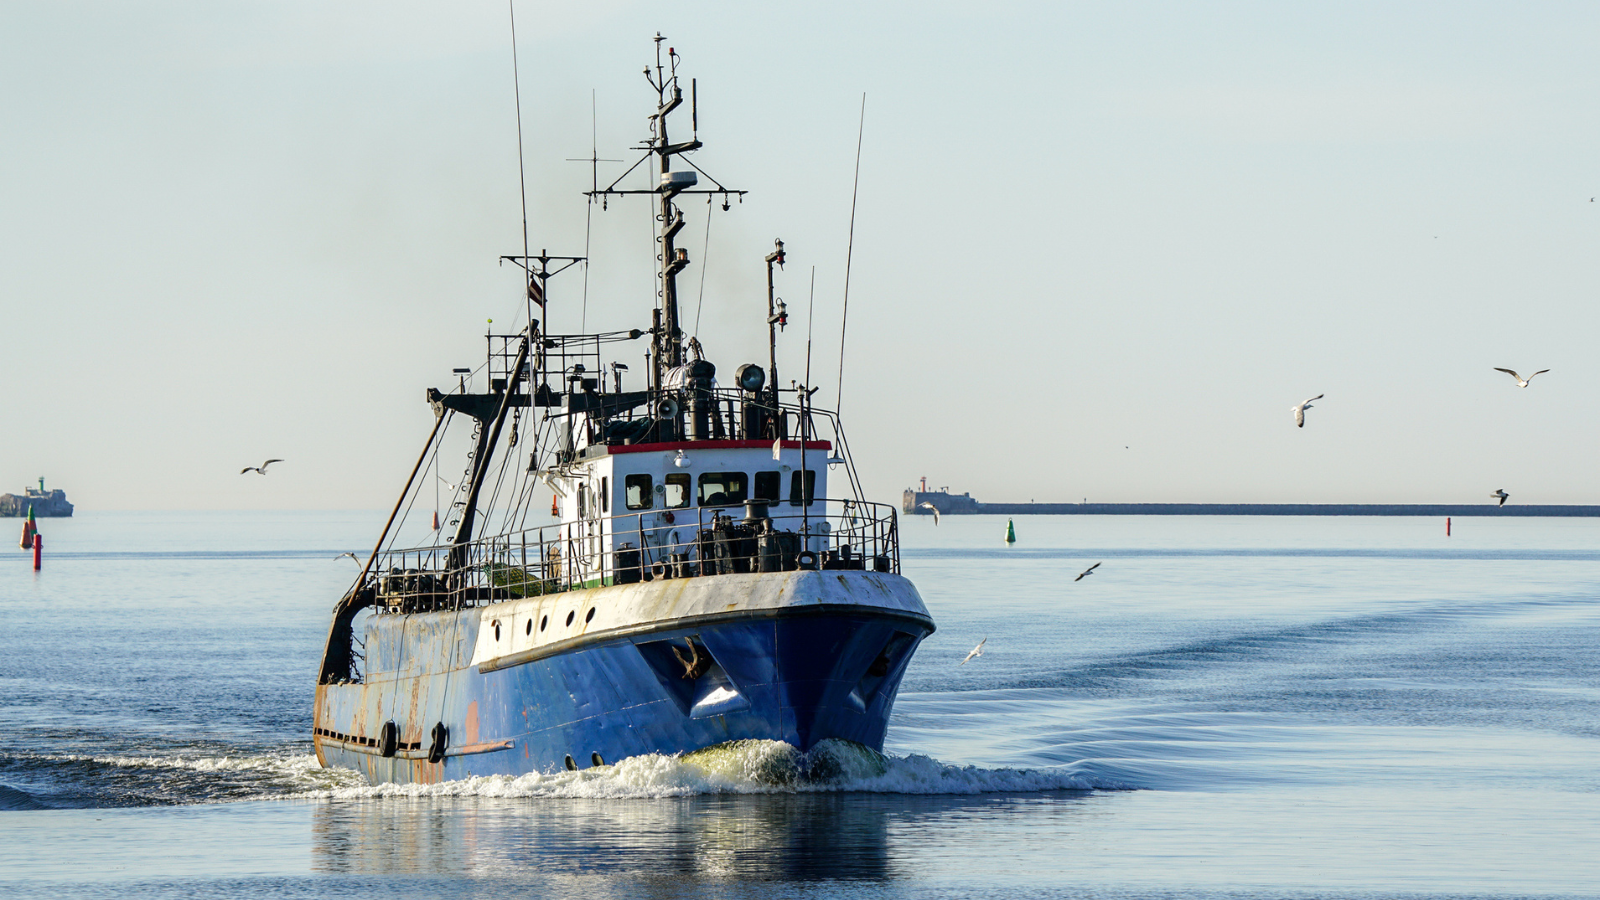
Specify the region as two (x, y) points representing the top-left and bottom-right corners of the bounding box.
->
(469, 570), (928, 670)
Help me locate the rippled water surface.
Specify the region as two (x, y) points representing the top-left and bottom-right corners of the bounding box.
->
(3, 511), (1599, 898)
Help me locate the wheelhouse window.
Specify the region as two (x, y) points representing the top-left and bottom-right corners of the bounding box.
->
(698, 472), (748, 507)
(789, 470), (816, 506)
(663, 473), (691, 509)
(625, 474), (653, 510)
(754, 471), (781, 502)
(600, 477), (609, 513)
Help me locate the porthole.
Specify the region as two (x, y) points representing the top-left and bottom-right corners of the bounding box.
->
(525, 620), (532, 636)
(564, 754), (577, 771)
(585, 607), (596, 624)
(591, 751), (605, 767)
(492, 621), (501, 641)
(565, 611), (575, 627)
(540, 615), (548, 631)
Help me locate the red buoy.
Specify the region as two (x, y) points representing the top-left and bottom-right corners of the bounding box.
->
(33, 533), (41, 571)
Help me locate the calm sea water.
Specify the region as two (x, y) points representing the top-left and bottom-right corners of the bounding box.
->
(2, 511), (1598, 899)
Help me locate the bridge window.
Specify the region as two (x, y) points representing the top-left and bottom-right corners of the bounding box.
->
(789, 470), (816, 506)
(663, 473), (690, 509)
(698, 472), (748, 507)
(625, 474), (654, 510)
(600, 477), (609, 513)
(754, 471), (781, 502)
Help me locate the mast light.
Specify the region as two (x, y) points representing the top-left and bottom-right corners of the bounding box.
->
(735, 364), (765, 393)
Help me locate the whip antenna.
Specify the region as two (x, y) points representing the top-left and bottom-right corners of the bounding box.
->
(582, 89), (595, 331)
(508, 0), (532, 320)
(836, 93), (866, 414)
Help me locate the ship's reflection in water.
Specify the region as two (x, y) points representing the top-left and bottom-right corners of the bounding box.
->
(310, 792), (1092, 882)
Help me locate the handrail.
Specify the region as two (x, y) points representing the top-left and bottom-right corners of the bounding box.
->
(364, 497), (900, 615)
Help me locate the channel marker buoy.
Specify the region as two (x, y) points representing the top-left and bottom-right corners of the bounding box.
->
(1005, 518), (1016, 544)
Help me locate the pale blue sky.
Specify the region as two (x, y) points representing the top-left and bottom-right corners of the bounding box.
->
(4, 2), (1599, 510)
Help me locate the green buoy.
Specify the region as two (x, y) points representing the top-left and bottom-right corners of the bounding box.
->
(1005, 518), (1016, 544)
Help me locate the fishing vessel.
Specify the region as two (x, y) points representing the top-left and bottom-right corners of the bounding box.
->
(312, 38), (934, 784)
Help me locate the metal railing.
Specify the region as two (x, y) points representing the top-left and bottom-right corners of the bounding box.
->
(370, 498), (900, 614)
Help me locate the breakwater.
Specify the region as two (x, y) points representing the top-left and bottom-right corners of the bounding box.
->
(902, 490), (1600, 518)
(0, 478), (73, 517)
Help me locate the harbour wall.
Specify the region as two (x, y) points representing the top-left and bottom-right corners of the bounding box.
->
(902, 491), (1600, 518)
(0, 489), (74, 517)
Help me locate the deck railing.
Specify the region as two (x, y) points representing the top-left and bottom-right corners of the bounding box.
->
(369, 498), (899, 614)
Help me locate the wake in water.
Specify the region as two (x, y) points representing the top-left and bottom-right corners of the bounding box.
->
(298, 739), (1117, 801)
(0, 745), (364, 808)
(4, 738), (1116, 809)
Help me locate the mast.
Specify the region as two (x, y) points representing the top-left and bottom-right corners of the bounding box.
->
(585, 37), (746, 432)
(449, 334), (532, 569)
(765, 239), (787, 437)
(649, 35), (701, 392)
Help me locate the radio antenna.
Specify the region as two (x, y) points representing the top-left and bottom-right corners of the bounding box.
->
(582, 89), (595, 332)
(836, 93), (866, 414)
(802, 265), (816, 538)
(508, 0), (532, 319)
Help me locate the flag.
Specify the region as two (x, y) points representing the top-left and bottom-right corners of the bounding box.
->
(527, 277), (545, 308)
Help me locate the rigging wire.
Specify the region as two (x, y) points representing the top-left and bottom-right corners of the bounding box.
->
(836, 93), (866, 415)
(379, 412), (454, 563)
(693, 194), (713, 338)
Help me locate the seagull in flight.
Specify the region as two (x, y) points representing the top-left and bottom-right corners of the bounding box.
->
(334, 552), (360, 563)
(240, 459), (284, 475)
(917, 501), (941, 525)
(1493, 368), (1549, 388)
(960, 637), (986, 665)
(1074, 562), (1101, 582)
(1492, 489), (1509, 507)
(1291, 395), (1323, 429)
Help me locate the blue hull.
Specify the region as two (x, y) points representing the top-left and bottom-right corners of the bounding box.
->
(314, 582), (931, 784)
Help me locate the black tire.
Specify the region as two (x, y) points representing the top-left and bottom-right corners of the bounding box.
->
(379, 721), (399, 758)
(428, 723), (449, 764)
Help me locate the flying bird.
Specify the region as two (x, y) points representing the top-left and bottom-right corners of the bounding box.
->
(334, 552), (359, 563)
(1291, 395), (1323, 428)
(1492, 489), (1509, 507)
(917, 501), (941, 525)
(1074, 562), (1101, 582)
(240, 459), (284, 475)
(1493, 368), (1549, 388)
(960, 637), (986, 666)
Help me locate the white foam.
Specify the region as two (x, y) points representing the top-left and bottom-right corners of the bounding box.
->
(44, 750), (367, 793)
(294, 739), (1121, 801)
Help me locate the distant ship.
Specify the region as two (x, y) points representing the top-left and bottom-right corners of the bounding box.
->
(312, 38), (934, 785)
(0, 478), (73, 518)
